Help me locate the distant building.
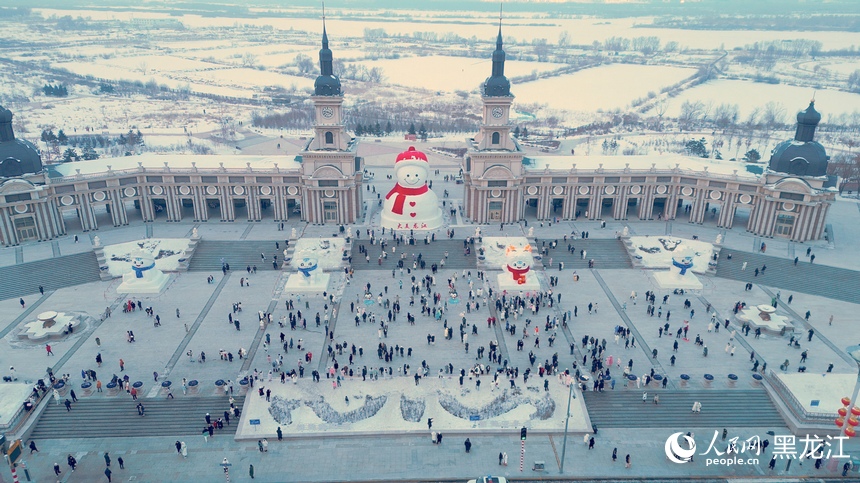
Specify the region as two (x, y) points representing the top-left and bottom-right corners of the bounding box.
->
(460, 22), (835, 242)
(0, 18), (835, 246)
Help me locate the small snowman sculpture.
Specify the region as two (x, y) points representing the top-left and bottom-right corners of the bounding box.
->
(381, 146), (443, 231)
(506, 254), (531, 285)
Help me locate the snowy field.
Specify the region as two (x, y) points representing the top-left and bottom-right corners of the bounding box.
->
(184, 68), (314, 91)
(362, 56), (567, 92)
(35, 9), (860, 51)
(659, 79), (860, 120)
(516, 64), (696, 112)
(103, 239), (191, 277)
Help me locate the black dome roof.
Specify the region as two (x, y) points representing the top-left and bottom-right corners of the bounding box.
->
(0, 106), (42, 178)
(768, 140), (828, 177)
(768, 101), (828, 177)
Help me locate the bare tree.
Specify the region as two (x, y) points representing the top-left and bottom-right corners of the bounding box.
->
(679, 100), (704, 130)
(242, 52), (258, 68)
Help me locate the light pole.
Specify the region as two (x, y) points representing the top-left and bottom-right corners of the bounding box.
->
(839, 345), (860, 437)
(559, 379), (577, 473)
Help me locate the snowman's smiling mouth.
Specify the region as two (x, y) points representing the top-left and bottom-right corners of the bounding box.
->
(402, 176), (420, 186)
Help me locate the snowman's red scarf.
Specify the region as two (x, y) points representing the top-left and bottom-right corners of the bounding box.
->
(385, 184), (429, 215)
(506, 265), (530, 279)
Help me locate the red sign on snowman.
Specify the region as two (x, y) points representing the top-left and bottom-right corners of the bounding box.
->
(381, 146), (444, 231)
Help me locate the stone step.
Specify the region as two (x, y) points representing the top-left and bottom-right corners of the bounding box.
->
(30, 396), (244, 439)
(715, 249), (860, 304)
(0, 252), (100, 299)
(188, 240), (283, 271)
(533, 239), (633, 269)
(351, 239), (477, 271)
(583, 389), (786, 428)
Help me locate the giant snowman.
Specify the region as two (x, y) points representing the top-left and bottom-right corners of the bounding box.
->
(381, 146), (443, 231)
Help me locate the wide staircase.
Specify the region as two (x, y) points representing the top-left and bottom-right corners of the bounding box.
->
(30, 395), (245, 439)
(351, 239), (476, 271)
(0, 252), (100, 300)
(534, 239), (632, 270)
(188, 240), (283, 271)
(715, 249), (860, 304)
(583, 389), (786, 428)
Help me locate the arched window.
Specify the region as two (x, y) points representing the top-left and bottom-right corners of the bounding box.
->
(492, 132), (500, 145)
(325, 132), (334, 144)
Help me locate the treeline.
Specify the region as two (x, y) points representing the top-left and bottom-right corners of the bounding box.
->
(42, 84), (68, 97)
(648, 15), (860, 32)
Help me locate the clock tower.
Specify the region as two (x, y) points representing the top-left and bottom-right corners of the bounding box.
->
(308, 22), (348, 151)
(300, 18), (362, 224)
(463, 17), (524, 224)
(474, 23), (516, 151)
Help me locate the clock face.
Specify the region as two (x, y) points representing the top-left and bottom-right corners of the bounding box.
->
(321, 107), (334, 118)
(492, 107), (504, 119)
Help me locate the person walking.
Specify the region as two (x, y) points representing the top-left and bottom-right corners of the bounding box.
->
(105, 467), (112, 482)
(67, 454), (77, 471)
(28, 441), (39, 453)
(64, 398), (72, 411)
(499, 452), (504, 465)
(277, 426), (283, 441)
(250, 464), (255, 479)
(181, 441), (188, 458)
(588, 437), (595, 449)
(45, 343), (54, 356)
(625, 454), (631, 468)
(612, 448), (617, 462)
(118, 457), (124, 469)
(54, 462), (61, 476)
(464, 438), (472, 453)
(261, 438), (268, 452)
(175, 441), (182, 455)
(104, 452), (111, 467)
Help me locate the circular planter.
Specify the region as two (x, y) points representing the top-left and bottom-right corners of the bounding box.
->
(238, 378), (249, 395)
(703, 374), (714, 388)
(106, 381), (119, 397)
(679, 374), (690, 388)
(727, 374), (738, 388)
(751, 373), (763, 386)
(132, 381), (144, 394)
(53, 381), (68, 396)
(161, 380), (172, 393)
(188, 379), (199, 394)
(652, 374), (663, 387)
(626, 374), (637, 388)
(80, 381), (93, 397)
(214, 379), (226, 395)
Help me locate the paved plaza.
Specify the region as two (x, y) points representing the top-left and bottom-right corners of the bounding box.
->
(2, 148), (860, 482)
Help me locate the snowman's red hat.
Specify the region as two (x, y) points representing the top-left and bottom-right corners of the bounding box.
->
(395, 146), (428, 168)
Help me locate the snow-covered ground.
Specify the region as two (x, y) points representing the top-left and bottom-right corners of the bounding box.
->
(628, 236), (716, 275)
(658, 79), (860, 120)
(515, 64), (696, 112)
(362, 56), (567, 92)
(289, 238), (346, 271)
(102, 239), (190, 277)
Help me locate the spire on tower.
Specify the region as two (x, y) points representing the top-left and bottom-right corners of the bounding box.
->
(314, 3), (341, 96)
(484, 5), (511, 97)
